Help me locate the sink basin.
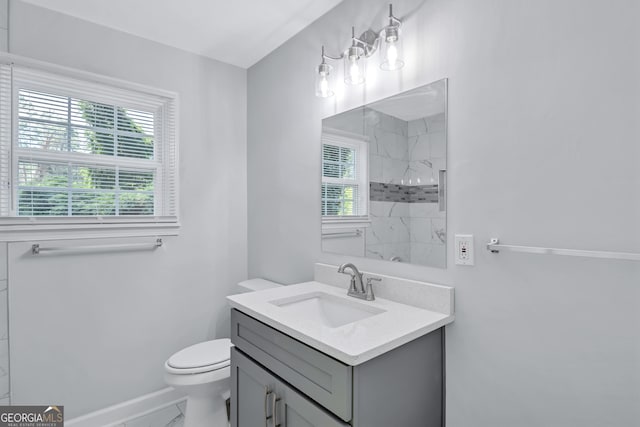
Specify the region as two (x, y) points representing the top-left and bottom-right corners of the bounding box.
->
(269, 291), (385, 328)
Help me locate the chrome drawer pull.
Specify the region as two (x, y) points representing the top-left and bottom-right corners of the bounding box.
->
(272, 392), (281, 427)
(264, 387), (273, 426)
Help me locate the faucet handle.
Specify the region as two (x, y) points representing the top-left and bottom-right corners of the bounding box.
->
(364, 276), (381, 301)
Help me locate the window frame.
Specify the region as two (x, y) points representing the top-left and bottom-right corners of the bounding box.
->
(0, 53), (179, 240)
(321, 129), (369, 224)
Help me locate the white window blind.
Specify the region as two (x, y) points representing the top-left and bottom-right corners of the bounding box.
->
(0, 61), (178, 228)
(321, 132), (368, 220)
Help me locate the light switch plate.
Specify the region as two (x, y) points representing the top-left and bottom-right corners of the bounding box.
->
(454, 234), (474, 266)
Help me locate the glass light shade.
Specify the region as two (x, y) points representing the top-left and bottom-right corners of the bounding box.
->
(344, 46), (366, 85)
(380, 26), (404, 71)
(315, 63), (334, 98)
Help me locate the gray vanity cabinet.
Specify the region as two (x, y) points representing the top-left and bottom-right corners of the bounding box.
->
(232, 348), (349, 427)
(231, 309), (444, 427)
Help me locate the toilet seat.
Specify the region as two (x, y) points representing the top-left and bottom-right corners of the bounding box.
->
(165, 338), (231, 375)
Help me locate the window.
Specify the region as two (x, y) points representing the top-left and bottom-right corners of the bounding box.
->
(0, 59), (178, 232)
(321, 131), (368, 221)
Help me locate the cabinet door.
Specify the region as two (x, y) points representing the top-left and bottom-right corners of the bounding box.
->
(231, 309), (352, 421)
(275, 381), (349, 427)
(232, 347), (279, 427)
(232, 348), (348, 427)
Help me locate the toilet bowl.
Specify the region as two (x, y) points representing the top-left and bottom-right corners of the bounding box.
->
(164, 339), (231, 427)
(164, 279), (281, 427)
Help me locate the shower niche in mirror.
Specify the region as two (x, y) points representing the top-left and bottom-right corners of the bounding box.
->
(321, 79), (447, 268)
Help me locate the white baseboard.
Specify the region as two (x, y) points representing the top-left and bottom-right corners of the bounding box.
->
(66, 387), (186, 427)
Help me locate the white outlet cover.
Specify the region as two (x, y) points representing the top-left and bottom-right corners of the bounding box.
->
(455, 234), (475, 266)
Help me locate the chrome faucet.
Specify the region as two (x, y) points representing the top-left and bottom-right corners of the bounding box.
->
(337, 263), (378, 301)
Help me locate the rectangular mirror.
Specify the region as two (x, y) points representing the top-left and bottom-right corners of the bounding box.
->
(321, 79), (447, 268)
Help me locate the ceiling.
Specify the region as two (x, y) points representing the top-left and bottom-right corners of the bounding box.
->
(368, 81), (446, 122)
(21, 0), (344, 68)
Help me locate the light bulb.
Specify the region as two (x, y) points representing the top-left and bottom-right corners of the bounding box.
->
(319, 76), (329, 97)
(349, 59), (360, 82)
(386, 43), (398, 67)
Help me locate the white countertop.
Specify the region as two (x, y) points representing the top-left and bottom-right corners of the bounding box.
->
(227, 281), (454, 365)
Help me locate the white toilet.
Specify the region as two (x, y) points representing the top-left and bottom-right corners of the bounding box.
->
(164, 279), (281, 427)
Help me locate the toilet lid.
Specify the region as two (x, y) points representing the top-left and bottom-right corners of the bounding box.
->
(168, 338), (231, 370)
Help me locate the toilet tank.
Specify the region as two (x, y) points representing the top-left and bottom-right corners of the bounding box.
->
(235, 278), (282, 294)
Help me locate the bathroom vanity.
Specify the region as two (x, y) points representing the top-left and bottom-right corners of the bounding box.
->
(227, 267), (454, 427)
(231, 309), (443, 426)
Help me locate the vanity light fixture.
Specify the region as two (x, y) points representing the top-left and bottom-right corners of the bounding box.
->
(344, 27), (366, 85)
(380, 4), (404, 71)
(315, 47), (335, 97)
(315, 3), (404, 98)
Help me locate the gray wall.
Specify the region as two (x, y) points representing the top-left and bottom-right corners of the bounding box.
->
(7, 1), (247, 417)
(248, 0), (640, 426)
